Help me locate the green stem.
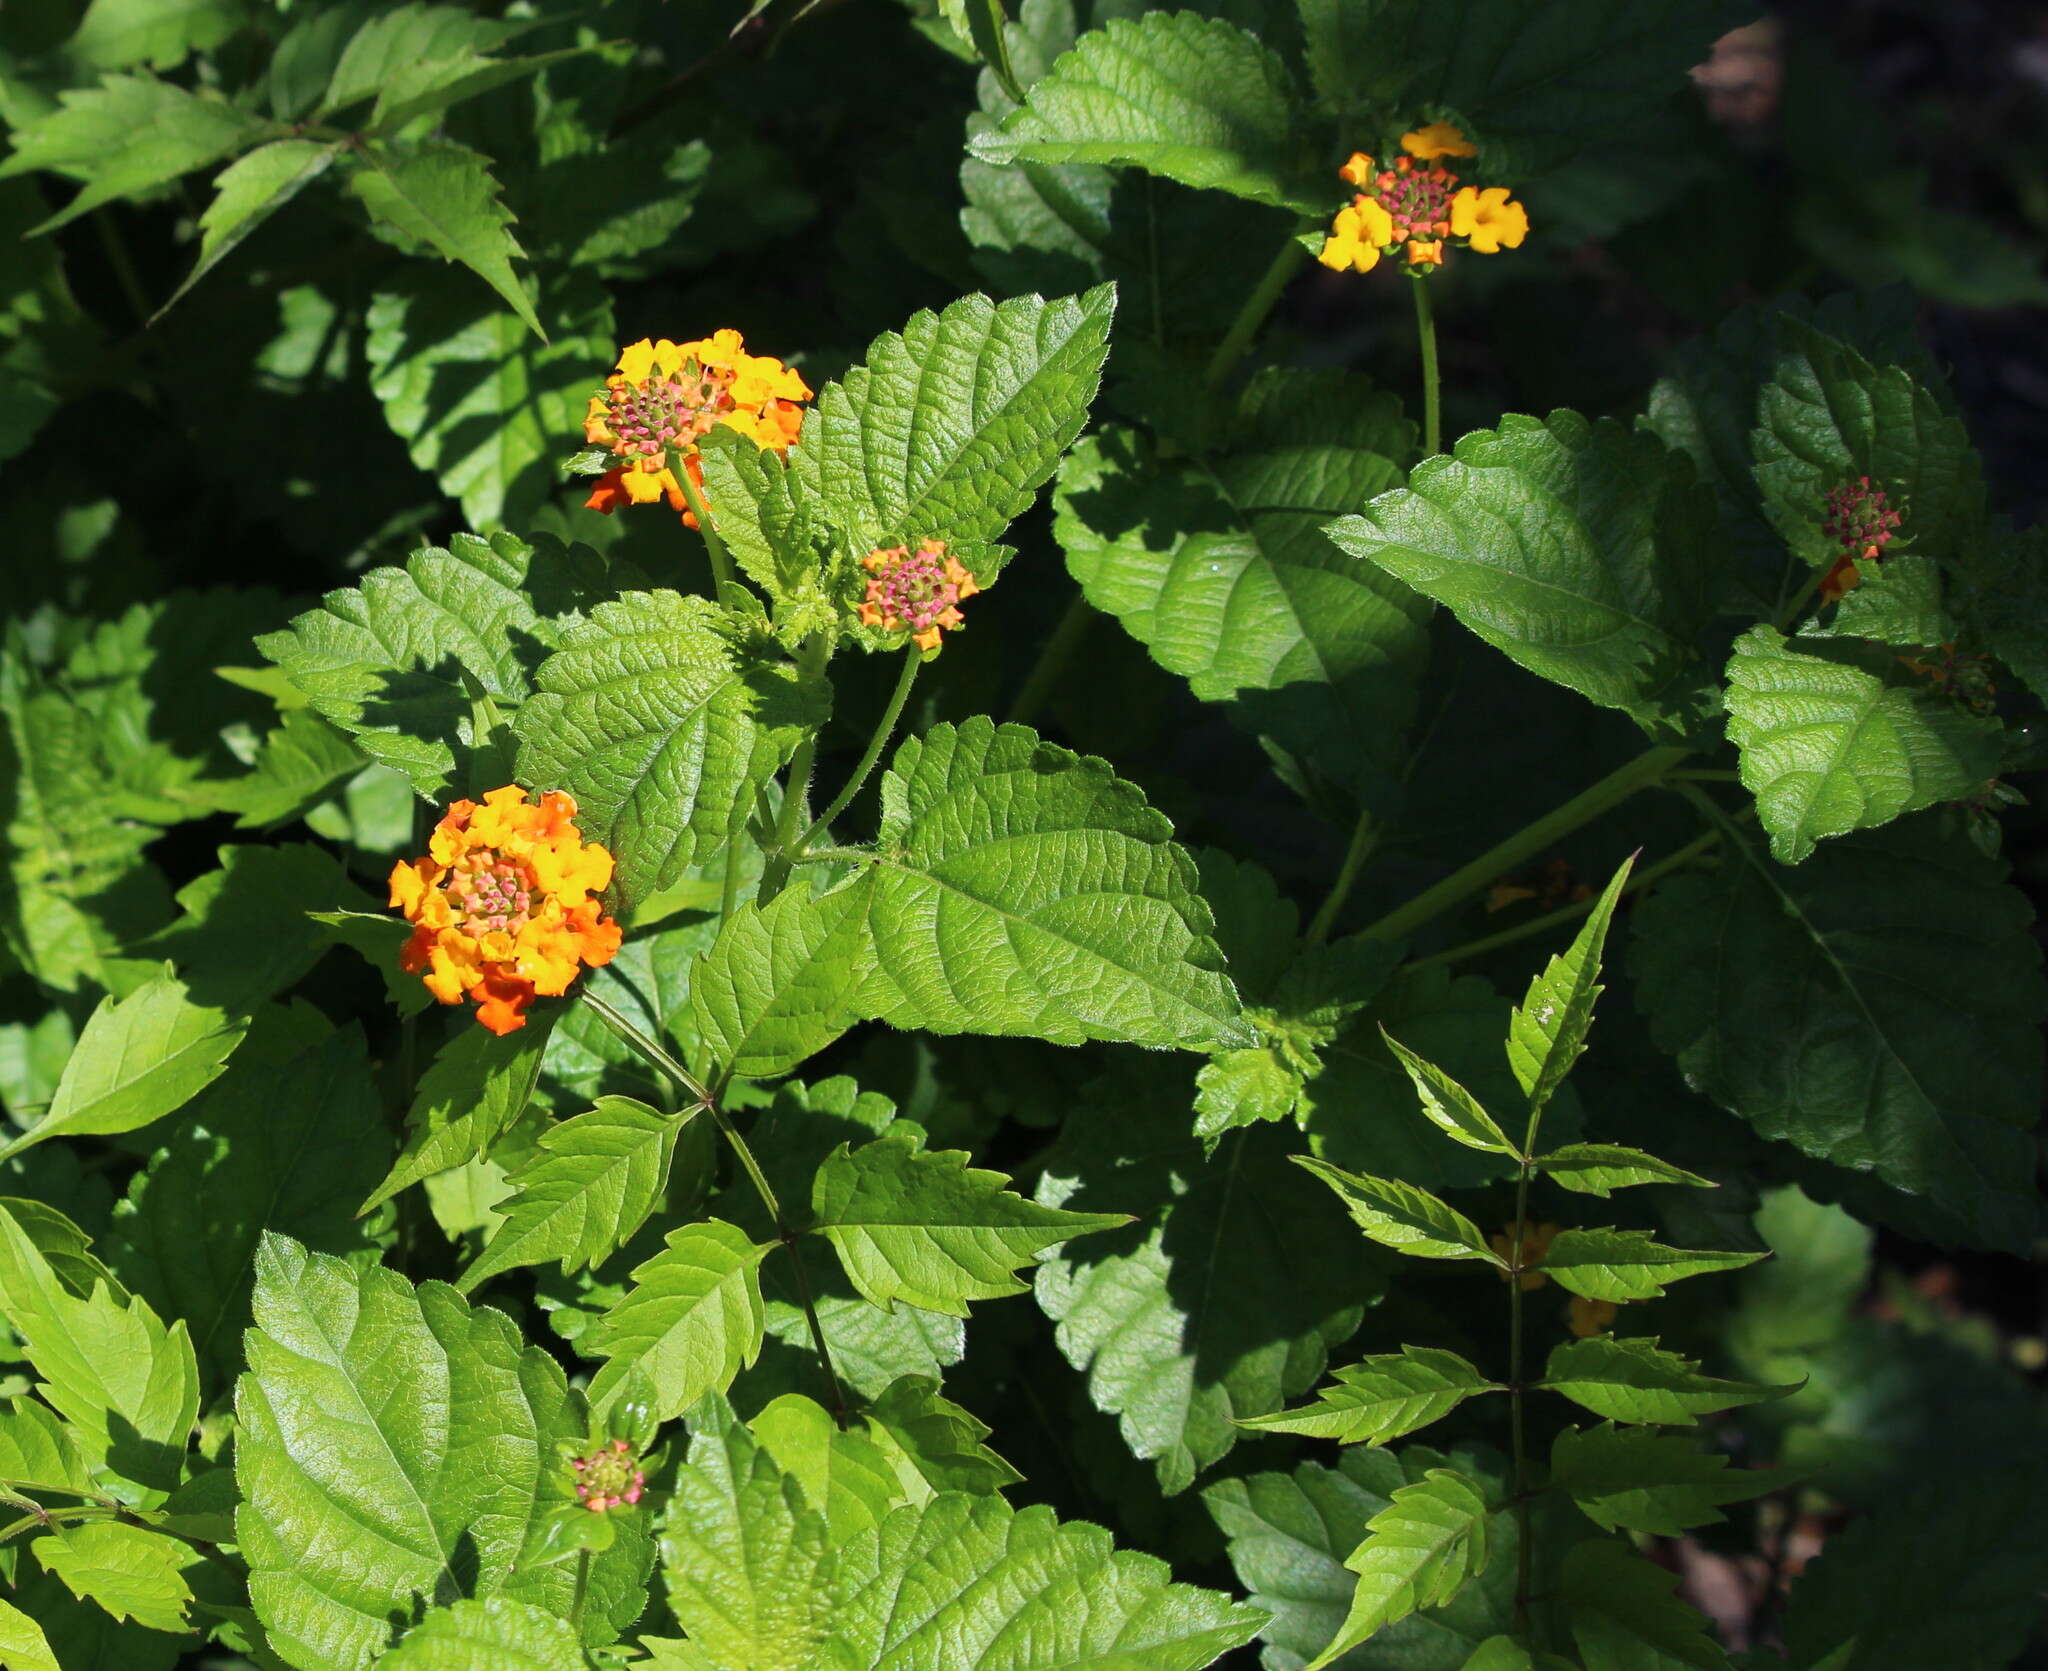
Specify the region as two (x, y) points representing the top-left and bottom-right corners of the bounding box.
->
(1304, 810), (1378, 946)
(720, 843), (744, 923)
(799, 647), (918, 853)
(1006, 592), (1093, 728)
(1508, 1157), (1534, 1640)
(570, 1547), (592, 1628)
(1360, 744), (1692, 944)
(1666, 768), (1741, 783)
(1773, 567), (1826, 635)
(1202, 230), (1313, 390)
(579, 987), (714, 1108)
(759, 633), (834, 901)
(674, 464), (734, 601)
(1412, 274), (1441, 459)
(93, 211), (152, 328)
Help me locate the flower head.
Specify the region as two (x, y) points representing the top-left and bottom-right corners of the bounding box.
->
(388, 786), (622, 1035)
(859, 537), (980, 652)
(1568, 1295), (1618, 1338)
(581, 330), (811, 526)
(1402, 122), (1478, 160)
(1450, 186), (1529, 254)
(1818, 475), (1904, 603)
(570, 1439), (646, 1513)
(1320, 128), (1527, 276)
(1490, 1219), (1560, 1291)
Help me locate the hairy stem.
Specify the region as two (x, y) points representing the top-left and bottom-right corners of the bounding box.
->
(1304, 809), (1379, 946)
(1202, 230), (1313, 389)
(1006, 592), (1094, 728)
(1412, 274), (1441, 459)
(799, 646), (919, 853)
(759, 633), (834, 900)
(674, 465), (734, 601)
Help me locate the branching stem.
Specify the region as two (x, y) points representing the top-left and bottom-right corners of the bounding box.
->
(759, 633), (834, 901)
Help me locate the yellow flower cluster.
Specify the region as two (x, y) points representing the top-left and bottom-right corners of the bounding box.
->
(1319, 124), (1529, 275)
(388, 787), (622, 1035)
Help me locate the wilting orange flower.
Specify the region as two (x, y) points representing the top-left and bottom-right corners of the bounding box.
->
(1320, 127), (1529, 275)
(859, 537), (980, 652)
(1568, 1295), (1619, 1337)
(1490, 1219), (1561, 1291)
(581, 330), (811, 527)
(388, 787), (622, 1035)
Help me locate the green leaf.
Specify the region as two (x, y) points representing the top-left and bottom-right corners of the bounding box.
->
(456, 1097), (684, 1294)
(969, 14), (1316, 211)
(1381, 1033), (1517, 1156)
(29, 1522), (193, 1634)
(1293, 1156), (1499, 1263)
(1326, 412), (1719, 730)
(310, 909), (434, 1018)
(1532, 1144), (1711, 1197)
(67, 0), (247, 70)
(131, 840), (349, 1015)
(1540, 1228), (1763, 1302)
(1540, 1336), (1794, 1426)
(1461, 1640), (1578, 1671)
(1238, 1347), (1499, 1446)
(0, 76), (267, 235)
(751, 1393), (910, 1550)
(514, 590), (824, 911)
(1723, 627), (2000, 864)
(382, 1597), (587, 1671)
(0, 1596), (57, 1671)
(256, 529), (612, 798)
(1055, 423), (1427, 807)
(1550, 1424), (1788, 1536)
(0, 972), (247, 1164)
(1631, 815), (2045, 1252)
(0, 1396), (100, 1496)
(194, 709), (363, 829)
(688, 886), (873, 1082)
(159, 138), (343, 317)
(1505, 855), (1632, 1111)
(236, 1236), (652, 1669)
(361, 1016), (555, 1215)
(579, 1219), (774, 1421)
(847, 717), (1252, 1049)
(812, 1134), (1125, 1317)
(791, 286), (1113, 551)
(0, 1206), (198, 1501)
(1559, 1538), (1732, 1671)
(319, 4), (537, 113)
(351, 140), (543, 339)
(859, 1374), (1021, 1500)
(1305, 1469), (1494, 1670)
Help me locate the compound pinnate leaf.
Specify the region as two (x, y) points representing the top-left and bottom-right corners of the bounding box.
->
(320, 7), (537, 114)
(1723, 627), (2000, 864)
(791, 286), (1113, 551)
(1549, 1424), (1788, 1536)
(1238, 1347), (1499, 1446)
(1504, 855), (1632, 1111)
(236, 1236), (651, 1670)
(1539, 1228), (1763, 1302)
(160, 138), (344, 316)
(1539, 1336), (1793, 1426)
(969, 14), (1317, 211)
(381, 1597), (587, 1671)
(1531, 1144), (1711, 1197)
(1293, 1156), (1498, 1263)
(29, 1521), (193, 1634)
(1327, 412), (1719, 729)
(1559, 1538), (1732, 1671)
(1381, 1033), (1516, 1156)
(350, 140), (543, 339)
(1631, 815), (2044, 1252)
(1305, 1469), (1494, 1671)
(688, 886), (874, 1082)
(848, 718), (1252, 1049)
(515, 590), (825, 910)
(579, 1220), (774, 1421)
(813, 1134), (1125, 1318)
(456, 1097), (684, 1294)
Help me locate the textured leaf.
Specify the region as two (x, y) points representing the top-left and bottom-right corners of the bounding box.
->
(1327, 412), (1718, 728)
(235, 1236), (651, 1670)
(1238, 1347), (1499, 1446)
(1631, 815), (2044, 1251)
(579, 1220), (774, 1421)
(1549, 1424), (1787, 1536)
(362, 1016), (555, 1214)
(1540, 1336), (1792, 1426)
(1505, 856), (1632, 1112)
(256, 529), (611, 797)
(457, 1097), (684, 1294)
(1380, 1035), (1516, 1156)
(1532, 1144), (1711, 1197)
(812, 1134), (1125, 1317)
(1539, 1228), (1762, 1302)
(29, 1522), (193, 1633)
(848, 718), (1251, 1049)
(67, 0), (246, 69)
(1293, 1156), (1498, 1263)
(1559, 1539), (1731, 1671)
(1306, 1470), (1494, 1670)
(970, 14), (1317, 210)
(161, 138), (343, 314)
(129, 840), (348, 1015)
(790, 286), (1113, 550)
(514, 590), (824, 910)
(859, 1374), (1021, 1500)
(688, 886), (873, 1081)
(1460, 1640), (1577, 1671)
(751, 1393), (910, 1550)
(0, 1596), (57, 1671)
(0, 1397), (99, 1496)
(382, 1597), (586, 1671)
(1723, 627), (1999, 863)
(351, 140), (542, 338)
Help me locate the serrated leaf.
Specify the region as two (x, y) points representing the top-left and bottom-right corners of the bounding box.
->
(0, 1397), (100, 1496)
(970, 14), (1316, 210)
(1540, 1336), (1793, 1426)
(514, 590), (824, 911)
(1505, 855), (1633, 1111)
(1239, 1347), (1499, 1446)
(68, 0), (246, 70)
(236, 1236), (652, 1669)
(688, 886), (873, 1081)
(194, 708), (363, 829)
(1550, 1424), (1788, 1536)
(859, 1374), (1020, 1500)
(0, 972), (246, 1164)
(1532, 1144), (1711, 1197)
(1560, 1538), (1732, 1671)
(813, 1134), (1124, 1317)
(29, 1522), (193, 1634)
(1723, 627), (2000, 864)
(1327, 412), (1719, 729)
(457, 1097), (684, 1294)
(1540, 1228), (1762, 1302)
(1631, 815), (2045, 1252)
(361, 1016), (555, 1215)
(751, 1393), (910, 1550)
(0, 1595), (57, 1671)
(320, 4), (538, 113)
(131, 840), (348, 1016)
(382, 1596), (586, 1670)
(848, 718), (1251, 1049)
(311, 908), (434, 1018)
(579, 1219), (774, 1421)
(1293, 1156), (1498, 1263)
(351, 140), (543, 338)
(1382, 1033), (1517, 1156)
(1305, 1469), (1494, 1670)
(159, 138), (343, 317)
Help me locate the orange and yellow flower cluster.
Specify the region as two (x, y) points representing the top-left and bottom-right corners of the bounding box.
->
(1319, 123), (1529, 276)
(859, 537), (980, 652)
(388, 786), (622, 1035)
(582, 331), (811, 525)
